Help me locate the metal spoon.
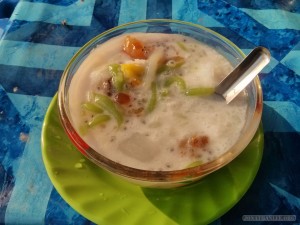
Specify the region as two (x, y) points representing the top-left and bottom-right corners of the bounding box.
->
(215, 47), (271, 104)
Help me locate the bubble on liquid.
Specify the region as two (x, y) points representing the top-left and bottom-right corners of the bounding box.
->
(74, 163), (83, 169)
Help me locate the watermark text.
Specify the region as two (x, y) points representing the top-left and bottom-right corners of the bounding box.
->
(242, 215), (296, 222)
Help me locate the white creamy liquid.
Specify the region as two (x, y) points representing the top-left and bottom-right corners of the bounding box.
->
(68, 33), (248, 171)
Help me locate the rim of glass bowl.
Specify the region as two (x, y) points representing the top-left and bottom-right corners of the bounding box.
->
(58, 19), (263, 184)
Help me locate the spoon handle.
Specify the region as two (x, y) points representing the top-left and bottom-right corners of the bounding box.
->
(215, 46), (271, 104)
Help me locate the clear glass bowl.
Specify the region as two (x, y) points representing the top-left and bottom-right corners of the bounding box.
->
(58, 19), (263, 188)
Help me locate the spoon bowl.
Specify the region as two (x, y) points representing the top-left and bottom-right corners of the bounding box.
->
(215, 47), (271, 103)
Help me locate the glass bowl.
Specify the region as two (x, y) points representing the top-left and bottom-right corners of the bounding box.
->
(58, 19), (263, 188)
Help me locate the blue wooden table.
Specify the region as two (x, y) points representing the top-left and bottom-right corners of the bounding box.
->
(0, 0), (299, 224)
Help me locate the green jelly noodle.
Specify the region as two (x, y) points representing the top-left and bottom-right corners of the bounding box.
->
(146, 82), (158, 113)
(164, 75), (187, 93)
(88, 114), (111, 127)
(81, 102), (104, 113)
(109, 64), (125, 92)
(93, 93), (124, 126)
(185, 87), (215, 96)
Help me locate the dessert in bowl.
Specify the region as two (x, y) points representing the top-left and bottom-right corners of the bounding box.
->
(58, 19), (262, 188)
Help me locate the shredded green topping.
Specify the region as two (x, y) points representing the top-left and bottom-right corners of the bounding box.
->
(146, 82), (157, 113)
(108, 64), (125, 92)
(88, 114), (111, 127)
(185, 87), (215, 96)
(80, 102), (111, 135)
(164, 75), (187, 93)
(93, 93), (124, 126)
(81, 102), (103, 113)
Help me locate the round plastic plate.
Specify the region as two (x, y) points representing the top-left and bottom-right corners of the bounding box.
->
(41, 95), (263, 225)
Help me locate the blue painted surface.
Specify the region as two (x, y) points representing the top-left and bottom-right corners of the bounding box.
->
(0, 165), (14, 223)
(0, 40), (79, 70)
(172, 0), (225, 27)
(197, 0), (300, 61)
(209, 27), (256, 49)
(118, 0), (147, 25)
(0, 0), (18, 18)
(4, 94), (53, 224)
(23, 0), (78, 6)
(10, 0), (95, 26)
(0, 64), (62, 96)
(260, 63), (300, 107)
(0, 0), (299, 224)
(281, 48), (300, 74)
(147, 0), (172, 19)
(241, 8), (300, 30)
(0, 18), (9, 38)
(3, 0), (121, 47)
(45, 189), (96, 225)
(263, 101), (300, 132)
(0, 86), (30, 224)
(3, 21), (104, 46)
(224, 0), (300, 13)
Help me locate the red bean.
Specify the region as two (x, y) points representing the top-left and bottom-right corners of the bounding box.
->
(114, 92), (131, 105)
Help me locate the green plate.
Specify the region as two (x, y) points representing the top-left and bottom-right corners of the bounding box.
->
(41, 95), (264, 225)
